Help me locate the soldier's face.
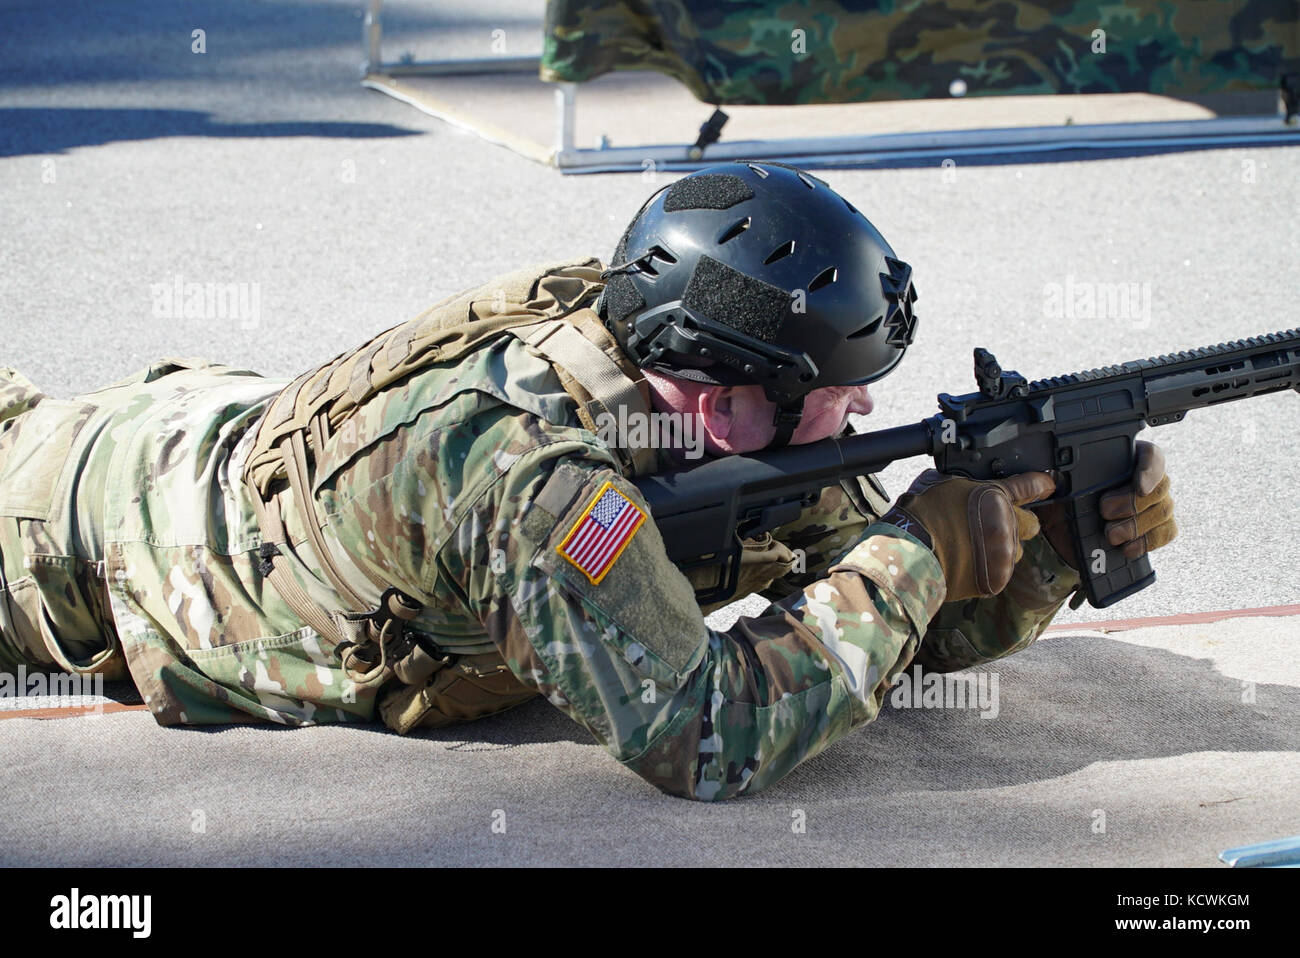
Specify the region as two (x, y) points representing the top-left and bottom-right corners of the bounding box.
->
(790, 384), (875, 445)
(644, 369), (873, 456)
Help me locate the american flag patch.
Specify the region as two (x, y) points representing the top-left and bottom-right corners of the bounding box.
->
(556, 481), (647, 585)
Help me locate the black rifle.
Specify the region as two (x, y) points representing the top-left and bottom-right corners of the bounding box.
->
(633, 328), (1300, 609)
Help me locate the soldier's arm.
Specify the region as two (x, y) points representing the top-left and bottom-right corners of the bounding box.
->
(915, 439), (1174, 672)
(442, 443), (946, 801)
(911, 532), (1080, 672)
(683, 450), (1077, 672)
(756, 474), (885, 597)
(719, 473), (1079, 672)
(681, 472), (886, 612)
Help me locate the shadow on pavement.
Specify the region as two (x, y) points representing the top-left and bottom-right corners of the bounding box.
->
(774, 634), (1299, 799)
(0, 107), (421, 157)
(162, 692), (596, 749)
(167, 632), (1295, 787)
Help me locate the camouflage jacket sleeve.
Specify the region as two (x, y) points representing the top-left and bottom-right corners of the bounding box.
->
(444, 439), (947, 801)
(912, 532), (1081, 672)
(749, 467), (1081, 671)
(757, 474), (887, 597)
(741, 466), (1080, 672)
(762, 475), (1082, 672)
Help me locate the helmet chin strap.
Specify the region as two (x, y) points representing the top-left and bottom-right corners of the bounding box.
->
(769, 396), (804, 449)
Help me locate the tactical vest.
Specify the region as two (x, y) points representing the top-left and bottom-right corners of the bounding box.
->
(241, 258), (658, 734)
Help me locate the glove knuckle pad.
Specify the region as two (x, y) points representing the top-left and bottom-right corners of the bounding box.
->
(970, 485), (1014, 596)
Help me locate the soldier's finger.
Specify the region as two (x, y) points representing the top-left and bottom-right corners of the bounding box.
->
(996, 471), (1056, 507)
(1013, 504), (1041, 542)
(1133, 440), (1166, 497)
(903, 468), (947, 496)
(1105, 494), (1176, 546)
(1120, 535), (1148, 561)
(1118, 518), (1178, 560)
(1099, 474), (1172, 521)
(1144, 518), (1178, 553)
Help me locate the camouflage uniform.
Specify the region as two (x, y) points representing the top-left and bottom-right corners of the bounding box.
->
(0, 261), (1080, 800)
(542, 0), (1300, 105)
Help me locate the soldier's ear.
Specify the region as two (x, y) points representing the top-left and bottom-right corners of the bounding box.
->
(698, 386), (735, 442)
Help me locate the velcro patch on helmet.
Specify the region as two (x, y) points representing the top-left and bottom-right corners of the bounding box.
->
(662, 174), (754, 212)
(556, 481), (647, 585)
(682, 254), (789, 344)
(602, 271), (646, 327)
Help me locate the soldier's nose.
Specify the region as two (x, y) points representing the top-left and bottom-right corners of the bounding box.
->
(847, 386), (873, 416)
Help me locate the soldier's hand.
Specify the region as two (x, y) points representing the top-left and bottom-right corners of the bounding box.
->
(1036, 440), (1178, 570)
(889, 469), (1055, 602)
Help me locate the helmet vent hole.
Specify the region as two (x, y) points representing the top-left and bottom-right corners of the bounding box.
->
(747, 163), (769, 178)
(718, 217), (751, 244)
(848, 317), (882, 340)
(843, 198), (859, 215)
(649, 244), (678, 264)
(797, 172), (817, 189)
(764, 240), (795, 265)
(808, 266), (837, 292)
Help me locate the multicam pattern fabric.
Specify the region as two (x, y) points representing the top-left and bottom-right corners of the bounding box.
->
(541, 0), (1300, 105)
(0, 262), (1082, 799)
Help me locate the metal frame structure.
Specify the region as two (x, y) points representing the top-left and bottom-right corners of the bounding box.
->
(362, 1), (1300, 174)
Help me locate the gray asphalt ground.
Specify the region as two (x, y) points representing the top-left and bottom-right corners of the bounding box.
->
(2, 613), (1297, 867)
(1, 0), (1297, 867)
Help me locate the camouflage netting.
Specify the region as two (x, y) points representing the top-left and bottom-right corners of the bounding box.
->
(541, 0), (1300, 106)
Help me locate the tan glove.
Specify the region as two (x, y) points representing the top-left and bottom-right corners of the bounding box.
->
(687, 533), (798, 614)
(888, 469), (1056, 602)
(1035, 440), (1178, 570)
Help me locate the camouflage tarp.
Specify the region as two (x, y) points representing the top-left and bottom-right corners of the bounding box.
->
(541, 0), (1300, 106)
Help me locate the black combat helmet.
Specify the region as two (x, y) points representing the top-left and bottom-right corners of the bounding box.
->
(599, 161), (918, 446)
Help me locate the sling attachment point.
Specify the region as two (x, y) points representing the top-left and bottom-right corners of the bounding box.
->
(335, 587), (432, 685)
(377, 586), (422, 627)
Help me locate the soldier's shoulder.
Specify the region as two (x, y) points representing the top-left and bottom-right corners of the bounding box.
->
(456, 256), (605, 302)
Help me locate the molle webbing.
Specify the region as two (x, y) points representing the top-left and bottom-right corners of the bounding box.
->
(243, 258), (653, 498)
(239, 258), (655, 692)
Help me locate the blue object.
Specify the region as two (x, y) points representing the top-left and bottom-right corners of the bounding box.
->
(1220, 835), (1300, 867)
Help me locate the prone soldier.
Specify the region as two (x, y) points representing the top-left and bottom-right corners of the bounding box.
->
(0, 162), (1176, 799)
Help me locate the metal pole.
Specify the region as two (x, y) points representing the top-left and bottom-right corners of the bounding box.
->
(555, 82), (577, 157)
(382, 56), (540, 76)
(364, 0), (383, 74)
(549, 114), (1300, 173)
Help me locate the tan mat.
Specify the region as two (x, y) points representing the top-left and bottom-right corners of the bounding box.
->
(3, 614), (1296, 866)
(5, 604), (1295, 721)
(365, 68), (1281, 164)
